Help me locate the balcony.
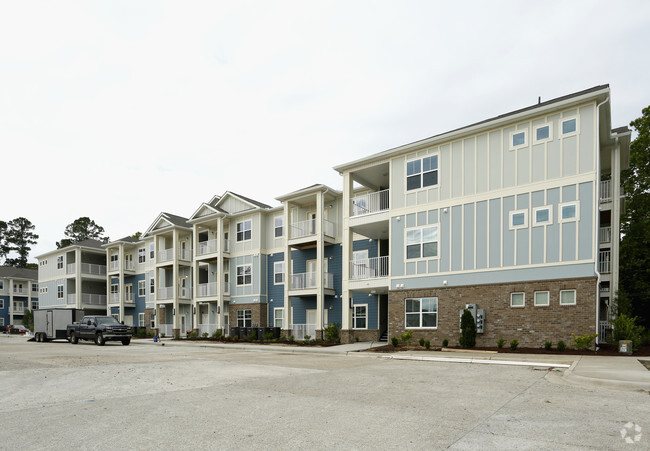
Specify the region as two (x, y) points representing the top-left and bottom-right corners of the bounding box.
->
(198, 282), (218, 297)
(197, 239), (218, 256)
(600, 180), (611, 203)
(198, 324), (225, 337)
(158, 287), (174, 300)
(289, 219), (335, 240)
(67, 294), (76, 305)
(12, 287), (29, 295)
(109, 260), (135, 272)
(159, 324), (173, 337)
(350, 256), (389, 280)
(157, 249), (174, 263)
(289, 272), (334, 292)
(66, 263), (106, 276)
(351, 189), (389, 217)
(291, 324), (316, 341)
(69, 293), (106, 305)
(178, 248), (192, 262)
(599, 227), (612, 245)
(599, 250), (611, 274)
(12, 305), (25, 314)
(109, 293), (135, 304)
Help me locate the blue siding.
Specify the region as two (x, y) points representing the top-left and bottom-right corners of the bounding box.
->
(463, 203), (474, 270)
(352, 294), (378, 330)
(502, 196), (515, 266)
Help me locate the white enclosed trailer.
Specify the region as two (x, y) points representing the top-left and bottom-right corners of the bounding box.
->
(34, 309), (84, 342)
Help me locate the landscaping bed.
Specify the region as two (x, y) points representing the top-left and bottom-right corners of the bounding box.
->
(366, 343), (650, 356)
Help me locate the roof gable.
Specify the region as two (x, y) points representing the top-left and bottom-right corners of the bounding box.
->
(215, 192), (271, 215)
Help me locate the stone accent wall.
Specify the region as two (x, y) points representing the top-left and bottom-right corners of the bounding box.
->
(144, 308), (154, 333)
(228, 303), (268, 329)
(388, 277), (597, 348)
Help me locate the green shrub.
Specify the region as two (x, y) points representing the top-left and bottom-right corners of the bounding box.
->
(419, 337), (425, 347)
(557, 340), (566, 352)
(247, 329), (258, 341)
(323, 322), (341, 343)
(496, 338), (505, 349)
(279, 334), (287, 342)
(571, 333), (598, 350)
(304, 335), (311, 341)
(544, 341), (552, 351)
(202, 332), (209, 339)
(425, 340), (431, 350)
(400, 330), (414, 346)
(442, 338), (449, 347)
(211, 329), (223, 340)
(611, 314), (645, 351)
(288, 335), (295, 343)
(391, 337), (399, 347)
(510, 339), (519, 351)
(459, 309), (477, 348)
(263, 332), (274, 341)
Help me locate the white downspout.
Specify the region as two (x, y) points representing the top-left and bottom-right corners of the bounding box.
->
(594, 96), (609, 345)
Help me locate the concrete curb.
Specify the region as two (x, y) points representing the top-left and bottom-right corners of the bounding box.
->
(560, 356), (650, 392)
(383, 354), (571, 368)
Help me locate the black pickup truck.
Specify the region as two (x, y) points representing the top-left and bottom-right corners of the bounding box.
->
(67, 316), (132, 346)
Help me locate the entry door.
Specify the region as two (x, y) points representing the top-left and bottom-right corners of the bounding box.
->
(180, 278), (187, 298)
(306, 309), (328, 328)
(180, 315), (186, 334)
(352, 250), (369, 279)
(125, 284), (133, 302)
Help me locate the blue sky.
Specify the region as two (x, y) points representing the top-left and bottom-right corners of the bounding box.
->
(2, 0), (649, 260)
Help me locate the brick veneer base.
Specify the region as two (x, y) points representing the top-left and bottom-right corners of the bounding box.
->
(388, 277), (598, 348)
(341, 329), (380, 344)
(228, 303), (268, 329)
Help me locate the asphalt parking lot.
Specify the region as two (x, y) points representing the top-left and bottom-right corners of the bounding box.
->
(0, 336), (647, 449)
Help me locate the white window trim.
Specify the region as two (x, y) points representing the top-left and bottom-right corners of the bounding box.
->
(404, 297), (438, 329)
(236, 264), (252, 286)
(138, 280), (146, 297)
(138, 248), (146, 263)
(509, 129), (528, 150)
(509, 209), (528, 230)
(273, 261), (284, 285)
(533, 123), (553, 144)
(57, 284), (64, 300)
(274, 216), (283, 238)
(559, 201), (580, 223)
(405, 153), (440, 192)
(57, 256), (64, 270)
(0, 299), (4, 309)
(534, 291), (550, 307)
(0, 318), (4, 326)
(405, 224), (439, 261)
(138, 313), (145, 327)
(236, 220), (252, 242)
(560, 289), (577, 306)
(560, 116), (579, 137)
(353, 304), (368, 330)
(274, 307), (284, 328)
(532, 206), (553, 227)
(510, 292), (525, 308)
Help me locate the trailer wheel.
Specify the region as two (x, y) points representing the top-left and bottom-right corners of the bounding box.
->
(70, 332), (78, 344)
(95, 333), (105, 346)
(42, 334), (48, 343)
(36, 333), (41, 342)
(121, 338), (131, 346)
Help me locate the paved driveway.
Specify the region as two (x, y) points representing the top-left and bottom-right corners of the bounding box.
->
(0, 337), (647, 449)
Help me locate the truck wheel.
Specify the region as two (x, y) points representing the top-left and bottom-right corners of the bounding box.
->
(70, 332), (78, 344)
(121, 338), (131, 346)
(95, 333), (105, 346)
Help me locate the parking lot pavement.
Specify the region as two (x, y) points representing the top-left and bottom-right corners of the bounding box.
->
(1, 336), (648, 449)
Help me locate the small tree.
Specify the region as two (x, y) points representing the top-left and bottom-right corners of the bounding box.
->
(22, 309), (34, 331)
(323, 322), (341, 343)
(611, 314), (645, 351)
(459, 309), (476, 348)
(57, 217), (109, 248)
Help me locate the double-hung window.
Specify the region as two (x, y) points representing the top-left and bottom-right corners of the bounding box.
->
(150, 278), (155, 294)
(138, 280), (146, 297)
(138, 313), (145, 327)
(237, 309), (252, 327)
(406, 225), (438, 259)
(274, 261), (284, 284)
(274, 216), (283, 238)
(407, 155), (438, 191)
(57, 256), (63, 269)
(138, 248), (146, 263)
(150, 244), (155, 259)
(57, 285), (64, 300)
(236, 264), (252, 286)
(274, 308), (284, 328)
(405, 298), (437, 328)
(236, 220), (252, 242)
(353, 305), (367, 329)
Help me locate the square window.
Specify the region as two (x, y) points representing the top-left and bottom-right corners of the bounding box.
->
(509, 210), (528, 230)
(534, 291), (549, 306)
(510, 292), (525, 307)
(562, 118), (577, 135)
(405, 297), (437, 328)
(559, 202), (580, 222)
(236, 265), (252, 286)
(406, 225), (438, 260)
(512, 213), (525, 226)
(510, 130), (527, 149)
(237, 309), (252, 327)
(533, 206), (553, 226)
(560, 290), (576, 305)
(406, 155), (438, 191)
(535, 125), (551, 142)
(236, 220), (252, 242)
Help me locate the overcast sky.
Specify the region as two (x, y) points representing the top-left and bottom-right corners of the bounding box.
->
(2, 0), (650, 261)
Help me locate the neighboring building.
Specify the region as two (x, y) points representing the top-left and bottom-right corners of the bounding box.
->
(0, 267), (39, 327)
(36, 239), (108, 314)
(334, 84), (629, 346)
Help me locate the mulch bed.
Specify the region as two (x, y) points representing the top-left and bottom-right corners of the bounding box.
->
(367, 344), (650, 357)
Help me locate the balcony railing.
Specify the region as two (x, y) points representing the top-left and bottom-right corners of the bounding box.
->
(157, 249), (174, 263)
(82, 293), (107, 305)
(158, 287), (173, 300)
(67, 294), (76, 305)
(159, 324), (173, 337)
(351, 189), (390, 217)
(67, 263), (75, 274)
(198, 324), (225, 337)
(13, 305), (25, 314)
(599, 321), (612, 343)
(599, 227), (612, 244)
(198, 282), (218, 297)
(291, 324), (316, 341)
(110, 293), (134, 304)
(197, 239), (218, 255)
(290, 272), (334, 290)
(178, 248), (192, 261)
(82, 263), (106, 276)
(223, 239), (230, 253)
(13, 288), (28, 295)
(289, 219), (335, 240)
(110, 260), (119, 271)
(599, 250), (611, 274)
(600, 180), (611, 202)
(350, 256), (389, 280)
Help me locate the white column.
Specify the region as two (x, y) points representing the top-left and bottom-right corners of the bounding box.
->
(341, 172), (353, 330)
(172, 230), (179, 334)
(611, 141), (621, 311)
(316, 192), (324, 334)
(217, 216), (225, 332)
(9, 278), (14, 325)
(75, 248), (82, 309)
(283, 202), (291, 331)
(119, 243), (125, 322)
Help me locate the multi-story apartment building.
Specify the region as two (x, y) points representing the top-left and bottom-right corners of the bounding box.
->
(0, 267), (39, 327)
(37, 240), (108, 314)
(334, 84), (629, 346)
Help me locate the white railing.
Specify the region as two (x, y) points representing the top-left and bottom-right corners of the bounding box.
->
(13, 305), (25, 314)
(125, 292), (134, 303)
(289, 219), (335, 239)
(178, 248), (192, 261)
(81, 263), (106, 276)
(179, 287), (192, 300)
(599, 251), (611, 274)
(124, 260), (134, 271)
(198, 324), (225, 337)
(350, 256), (389, 280)
(157, 249), (174, 263)
(599, 321), (612, 343)
(198, 282), (218, 297)
(197, 239), (218, 255)
(110, 293), (119, 304)
(290, 272), (334, 290)
(82, 293), (107, 305)
(67, 263), (75, 274)
(158, 287), (174, 300)
(600, 180), (611, 202)
(599, 226), (612, 244)
(13, 288), (28, 295)
(224, 283), (230, 295)
(110, 260), (119, 271)
(67, 294), (76, 305)
(600, 285), (610, 294)
(351, 189), (390, 217)
(291, 324), (316, 341)
(159, 324), (173, 337)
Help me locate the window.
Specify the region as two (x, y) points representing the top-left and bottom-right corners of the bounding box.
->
(40, 287), (48, 294)
(110, 254), (118, 265)
(405, 298), (437, 328)
(138, 280), (146, 297)
(138, 313), (145, 327)
(237, 309), (252, 327)
(32, 300), (39, 310)
(0, 281), (3, 290)
(560, 289), (576, 305)
(0, 318), (3, 326)
(138, 248), (146, 263)
(150, 244), (155, 259)
(407, 155), (438, 191)
(533, 206), (552, 226)
(57, 285), (63, 300)
(236, 220), (252, 242)
(274, 308), (284, 328)
(534, 124), (552, 143)
(406, 225), (438, 259)
(510, 130), (527, 150)
(150, 278), (155, 294)
(559, 201), (580, 222)
(274, 216), (283, 238)
(111, 284), (119, 298)
(353, 305), (368, 329)
(32, 283), (38, 292)
(509, 210), (528, 230)
(0, 299), (3, 308)
(561, 117), (578, 136)
(510, 292), (525, 307)
(534, 291), (549, 307)
(274, 261), (284, 285)
(236, 264), (252, 286)
(57, 256), (63, 269)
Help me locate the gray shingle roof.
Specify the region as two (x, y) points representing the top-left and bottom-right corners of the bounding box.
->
(162, 212), (191, 228)
(0, 266), (38, 280)
(229, 192), (272, 209)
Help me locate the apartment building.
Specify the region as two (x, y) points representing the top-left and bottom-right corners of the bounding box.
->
(0, 267), (38, 327)
(334, 84), (629, 346)
(37, 239), (108, 314)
